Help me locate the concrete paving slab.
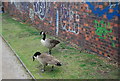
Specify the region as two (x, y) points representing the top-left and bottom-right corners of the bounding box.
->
(1, 36), (32, 79)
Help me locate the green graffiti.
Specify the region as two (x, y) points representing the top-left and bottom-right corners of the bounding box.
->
(112, 43), (115, 47)
(94, 20), (112, 39)
(94, 20), (116, 47)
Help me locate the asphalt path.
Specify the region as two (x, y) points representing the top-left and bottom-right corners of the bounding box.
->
(1, 36), (32, 79)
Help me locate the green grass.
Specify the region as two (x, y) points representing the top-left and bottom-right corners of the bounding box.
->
(2, 13), (119, 79)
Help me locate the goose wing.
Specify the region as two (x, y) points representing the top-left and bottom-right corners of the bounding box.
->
(40, 53), (54, 61)
(49, 39), (60, 44)
(40, 53), (59, 65)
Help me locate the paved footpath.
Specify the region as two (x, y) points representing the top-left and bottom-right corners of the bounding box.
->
(0, 36), (32, 79)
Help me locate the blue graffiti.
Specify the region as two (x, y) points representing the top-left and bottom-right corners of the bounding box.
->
(13, 2), (29, 13)
(21, 2), (29, 12)
(86, 2), (120, 20)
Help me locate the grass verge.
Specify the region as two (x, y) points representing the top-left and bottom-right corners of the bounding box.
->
(2, 13), (119, 79)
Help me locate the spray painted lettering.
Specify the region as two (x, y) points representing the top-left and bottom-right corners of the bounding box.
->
(60, 3), (80, 34)
(34, 0), (47, 20)
(94, 20), (112, 39)
(10, 1), (29, 13)
(94, 20), (115, 47)
(21, 2), (29, 12)
(86, 2), (120, 20)
(56, 10), (59, 36)
(29, 8), (34, 22)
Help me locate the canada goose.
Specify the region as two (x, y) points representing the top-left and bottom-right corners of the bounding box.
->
(40, 31), (60, 54)
(33, 52), (62, 72)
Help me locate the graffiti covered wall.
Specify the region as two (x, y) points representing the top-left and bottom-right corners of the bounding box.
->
(5, 1), (120, 62)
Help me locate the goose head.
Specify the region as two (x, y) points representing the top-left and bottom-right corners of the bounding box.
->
(40, 31), (46, 40)
(40, 31), (45, 35)
(33, 52), (41, 61)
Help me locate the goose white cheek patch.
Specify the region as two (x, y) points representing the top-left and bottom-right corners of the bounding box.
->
(42, 32), (44, 35)
(34, 56), (37, 59)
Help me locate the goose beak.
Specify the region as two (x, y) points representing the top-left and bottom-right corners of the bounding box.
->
(33, 56), (35, 61)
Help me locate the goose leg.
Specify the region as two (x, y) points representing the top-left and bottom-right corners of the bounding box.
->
(51, 66), (54, 71)
(36, 64), (42, 68)
(41, 65), (46, 72)
(49, 49), (51, 54)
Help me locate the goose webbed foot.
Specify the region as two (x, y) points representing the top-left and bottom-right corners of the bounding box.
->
(41, 69), (45, 73)
(41, 65), (46, 73)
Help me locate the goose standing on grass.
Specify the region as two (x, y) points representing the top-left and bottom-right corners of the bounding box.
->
(33, 52), (62, 72)
(40, 31), (60, 54)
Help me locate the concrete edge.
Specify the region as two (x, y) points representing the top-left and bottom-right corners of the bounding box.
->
(1, 35), (37, 81)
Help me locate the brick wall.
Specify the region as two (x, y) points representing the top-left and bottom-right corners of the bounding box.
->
(4, 2), (120, 63)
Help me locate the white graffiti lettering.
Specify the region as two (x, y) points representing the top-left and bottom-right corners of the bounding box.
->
(29, 8), (34, 22)
(34, 0), (47, 20)
(60, 3), (80, 34)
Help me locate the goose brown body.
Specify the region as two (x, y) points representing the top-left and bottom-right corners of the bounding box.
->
(33, 52), (61, 72)
(40, 31), (60, 54)
(37, 53), (61, 66)
(41, 38), (60, 49)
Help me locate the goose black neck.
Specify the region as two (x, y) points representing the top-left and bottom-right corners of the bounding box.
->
(42, 33), (46, 40)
